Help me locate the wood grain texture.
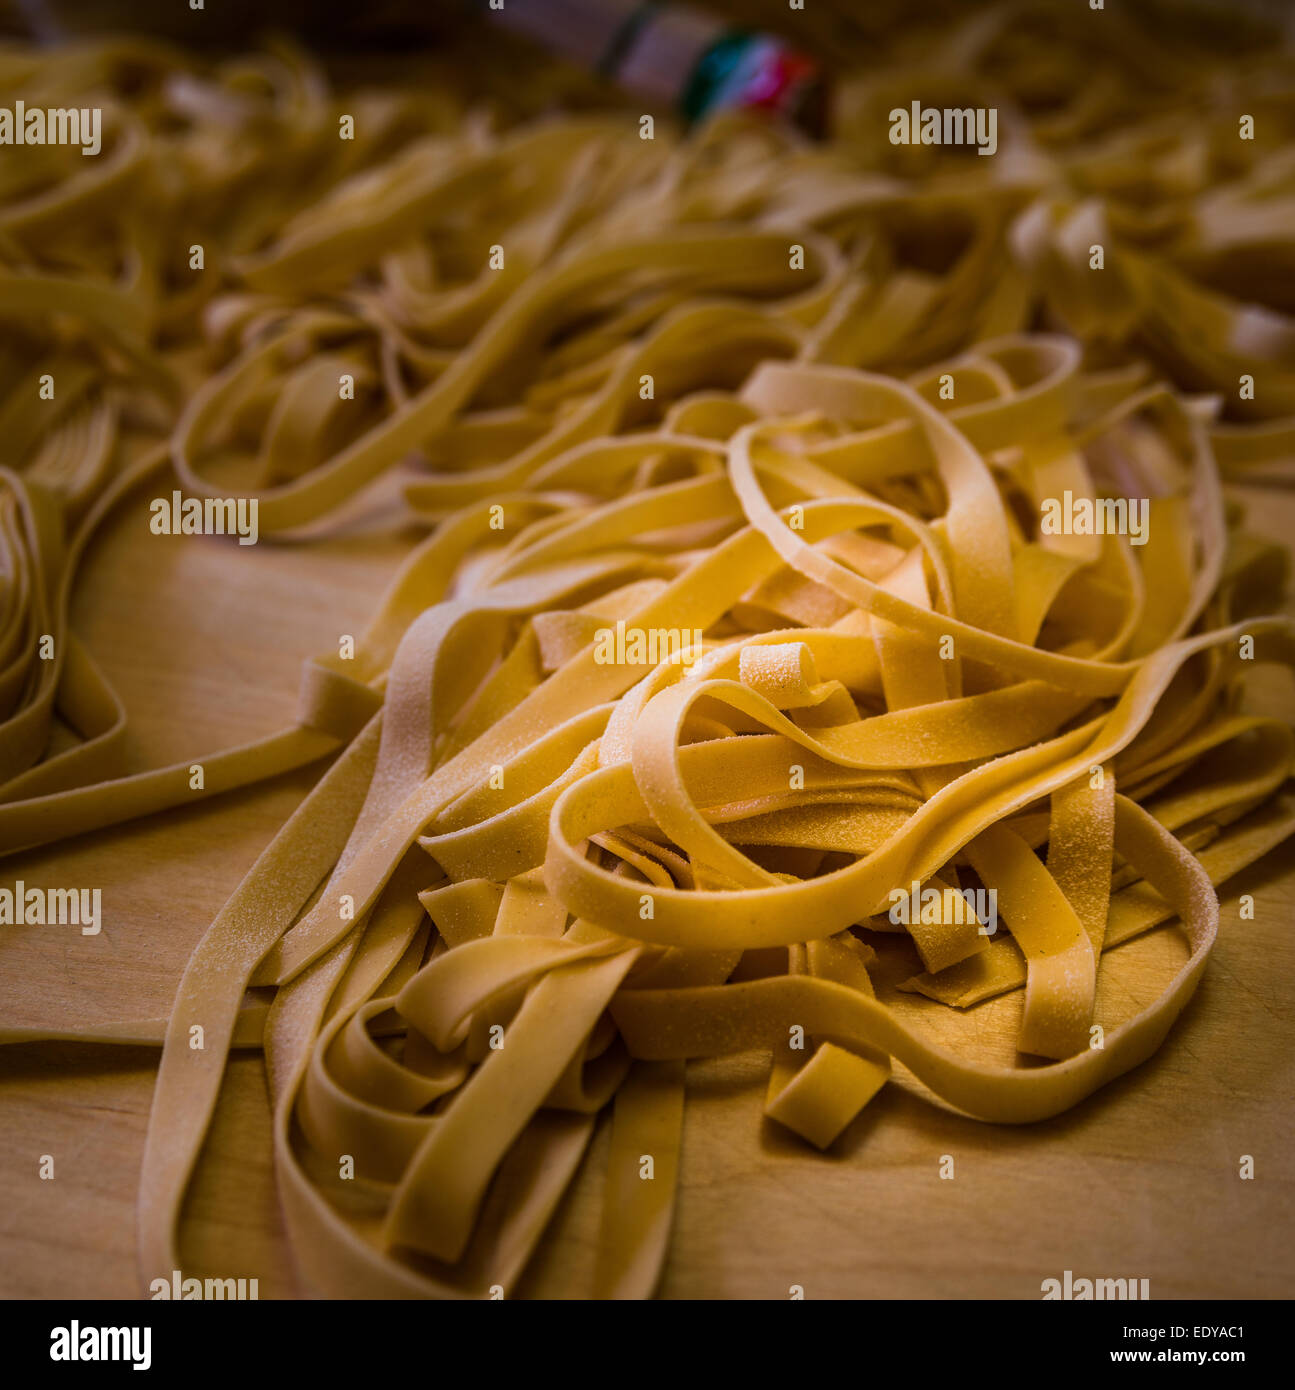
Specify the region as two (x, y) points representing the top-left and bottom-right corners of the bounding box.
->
(0, 474), (1291, 1301)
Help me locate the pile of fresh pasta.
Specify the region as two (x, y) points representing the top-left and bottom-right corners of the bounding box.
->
(2, 2), (1294, 1298)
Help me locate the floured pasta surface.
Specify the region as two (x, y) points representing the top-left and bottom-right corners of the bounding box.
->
(1, 7), (1294, 1298)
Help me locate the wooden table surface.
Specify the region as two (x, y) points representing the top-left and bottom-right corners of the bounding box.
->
(1, 471), (1292, 1301)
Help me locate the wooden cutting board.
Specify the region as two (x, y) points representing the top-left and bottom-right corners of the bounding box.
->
(1, 472), (1292, 1301)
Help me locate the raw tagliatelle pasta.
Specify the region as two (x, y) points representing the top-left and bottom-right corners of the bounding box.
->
(2, 9), (1295, 1300)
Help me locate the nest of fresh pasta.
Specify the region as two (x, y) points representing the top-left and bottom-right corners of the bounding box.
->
(1, 6), (1293, 1299)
